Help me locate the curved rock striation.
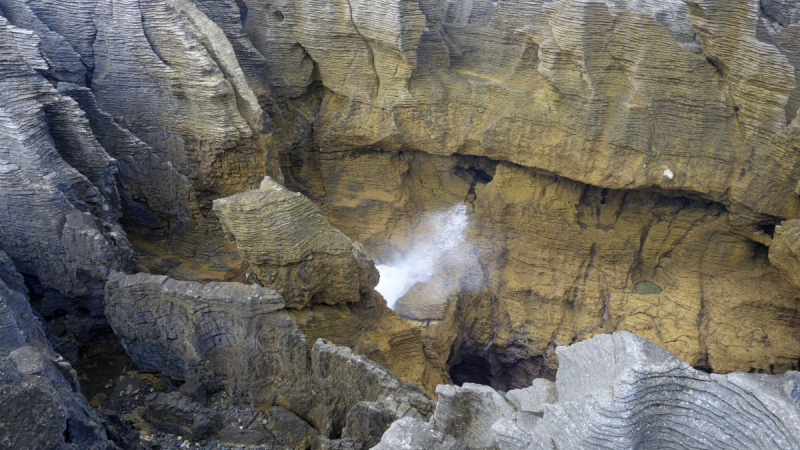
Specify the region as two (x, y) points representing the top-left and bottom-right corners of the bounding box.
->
(527, 332), (800, 449)
(213, 176), (378, 308)
(376, 331), (800, 450)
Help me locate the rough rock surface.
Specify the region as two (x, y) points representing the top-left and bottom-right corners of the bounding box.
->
(268, 406), (320, 450)
(431, 383), (515, 448)
(409, 332), (800, 450)
(528, 331), (800, 449)
(104, 271), (435, 440)
(214, 177), (448, 392)
(142, 392), (223, 439)
(0, 251), (122, 449)
(2, 0), (800, 447)
(769, 219), (800, 291)
(303, 152), (800, 389)
(342, 401), (392, 448)
(213, 176), (377, 308)
(372, 417), (469, 450)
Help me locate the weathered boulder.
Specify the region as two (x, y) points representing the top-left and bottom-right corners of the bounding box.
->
(269, 406), (320, 450)
(104, 271), (310, 407)
(504, 379), (557, 414)
(104, 271), (435, 441)
(528, 331), (800, 449)
(213, 176), (378, 308)
(213, 177), (448, 393)
(430, 383), (515, 449)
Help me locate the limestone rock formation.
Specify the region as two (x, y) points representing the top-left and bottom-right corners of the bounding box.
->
(342, 401), (392, 448)
(213, 177), (448, 392)
(1, 0), (800, 446)
(372, 417), (469, 450)
(770, 219), (800, 291)
(302, 152), (800, 389)
(527, 332), (800, 449)
(213, 176), (377, 308)
(394, 331), (800, 450)
(104, 271), (435, 441)
(142, 392), (223, 439)
(0, 251), (122, 449)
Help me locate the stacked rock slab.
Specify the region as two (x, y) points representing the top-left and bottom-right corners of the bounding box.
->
(212, 176), (377, 308)
(104, 271), (435, 441)
(0, 251), (121, 449)
(374, 331), (800, 450)
(213, 176), (448, 393)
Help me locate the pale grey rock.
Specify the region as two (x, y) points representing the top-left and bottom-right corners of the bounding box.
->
(490, 412), (540, 450)
(431, 383), (515, 449)
(412, 332), (800, 450)
(143, 392), (223, 439)
(503, 379), (557, 414)
(372, 417), (470, 450)
(526, 332), (800, 449)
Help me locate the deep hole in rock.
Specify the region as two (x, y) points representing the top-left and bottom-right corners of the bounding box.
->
(449, 353), (492, 387)
(449, 345), (555, 391)
(758, 222), (776, 238)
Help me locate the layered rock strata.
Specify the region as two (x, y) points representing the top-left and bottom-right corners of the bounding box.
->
(213, 176), (377, 308)
(213, 177), (448, 392)
(376, 331), (800, 450)
(104, 271), (435, 440)
(297, 151), (800, 389)
(0, 0), (799, 447)
(0, 251), (123, 449)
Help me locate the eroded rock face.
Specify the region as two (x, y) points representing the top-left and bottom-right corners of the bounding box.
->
(770, 219), (800, 291)
(2, 0), (800, 446)
(213, 177), (449, 392)
(0, 251), (122, 450)
(104, 271), (435, 440)
(402, 332), (800, 450)
(213, 177), (378, 308)
(295, 151), (800, 389)
(528, 332), (800, 449)
(272, 0), (800, 220)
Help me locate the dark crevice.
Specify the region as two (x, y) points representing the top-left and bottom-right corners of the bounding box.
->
(705, 56), (725, 77)
(234, 0), (249, 24)
(759, 1), (787, 28)
(758, 222), (777, 239)
(448, 342), (555, 391)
